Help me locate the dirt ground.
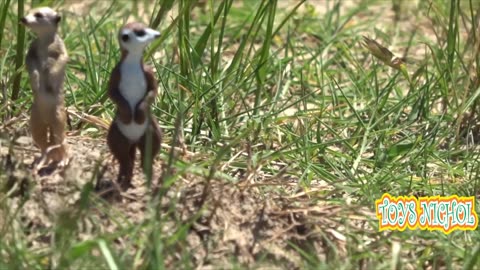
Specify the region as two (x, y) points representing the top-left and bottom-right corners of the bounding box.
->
(0, 112), (379, 269)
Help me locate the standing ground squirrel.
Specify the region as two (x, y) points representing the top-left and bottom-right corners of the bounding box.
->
(107, 22), (162, 191)
(21, 7), (69, 168)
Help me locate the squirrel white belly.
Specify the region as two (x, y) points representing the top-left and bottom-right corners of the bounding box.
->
(116, 63), (149, 142)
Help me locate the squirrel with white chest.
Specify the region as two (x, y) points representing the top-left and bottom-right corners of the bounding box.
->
(107, 22), (162, 191)
(20, 7), (69, 168)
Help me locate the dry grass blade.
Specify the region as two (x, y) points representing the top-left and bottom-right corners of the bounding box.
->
(66, 108), (110, 130)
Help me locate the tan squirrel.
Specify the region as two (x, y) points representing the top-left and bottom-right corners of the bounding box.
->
(20, 7), (69, 168)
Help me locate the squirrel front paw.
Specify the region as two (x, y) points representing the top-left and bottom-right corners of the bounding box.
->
(134, 93), (155, 124)
(118, 108), (132, 124)
(134, 103), (147, 124)
(145, 91), (156, 104)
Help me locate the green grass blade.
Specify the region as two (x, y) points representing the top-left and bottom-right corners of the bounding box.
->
(11, 0), (25, 103)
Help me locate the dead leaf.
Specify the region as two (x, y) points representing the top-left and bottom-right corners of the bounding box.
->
(362, 36), (406, 70)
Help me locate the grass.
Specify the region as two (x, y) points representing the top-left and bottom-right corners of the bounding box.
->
(1, 0), (480, 269)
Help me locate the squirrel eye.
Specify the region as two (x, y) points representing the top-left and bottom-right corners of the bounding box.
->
(134, 30), (146, 37)
(34, 12), (43, 18)
(121, 34), (130, 42)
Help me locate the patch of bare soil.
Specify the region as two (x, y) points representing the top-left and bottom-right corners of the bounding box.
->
(0, 119), (377, 269)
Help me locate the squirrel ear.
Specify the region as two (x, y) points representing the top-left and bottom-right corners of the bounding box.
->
(55, 15), (61, 24)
